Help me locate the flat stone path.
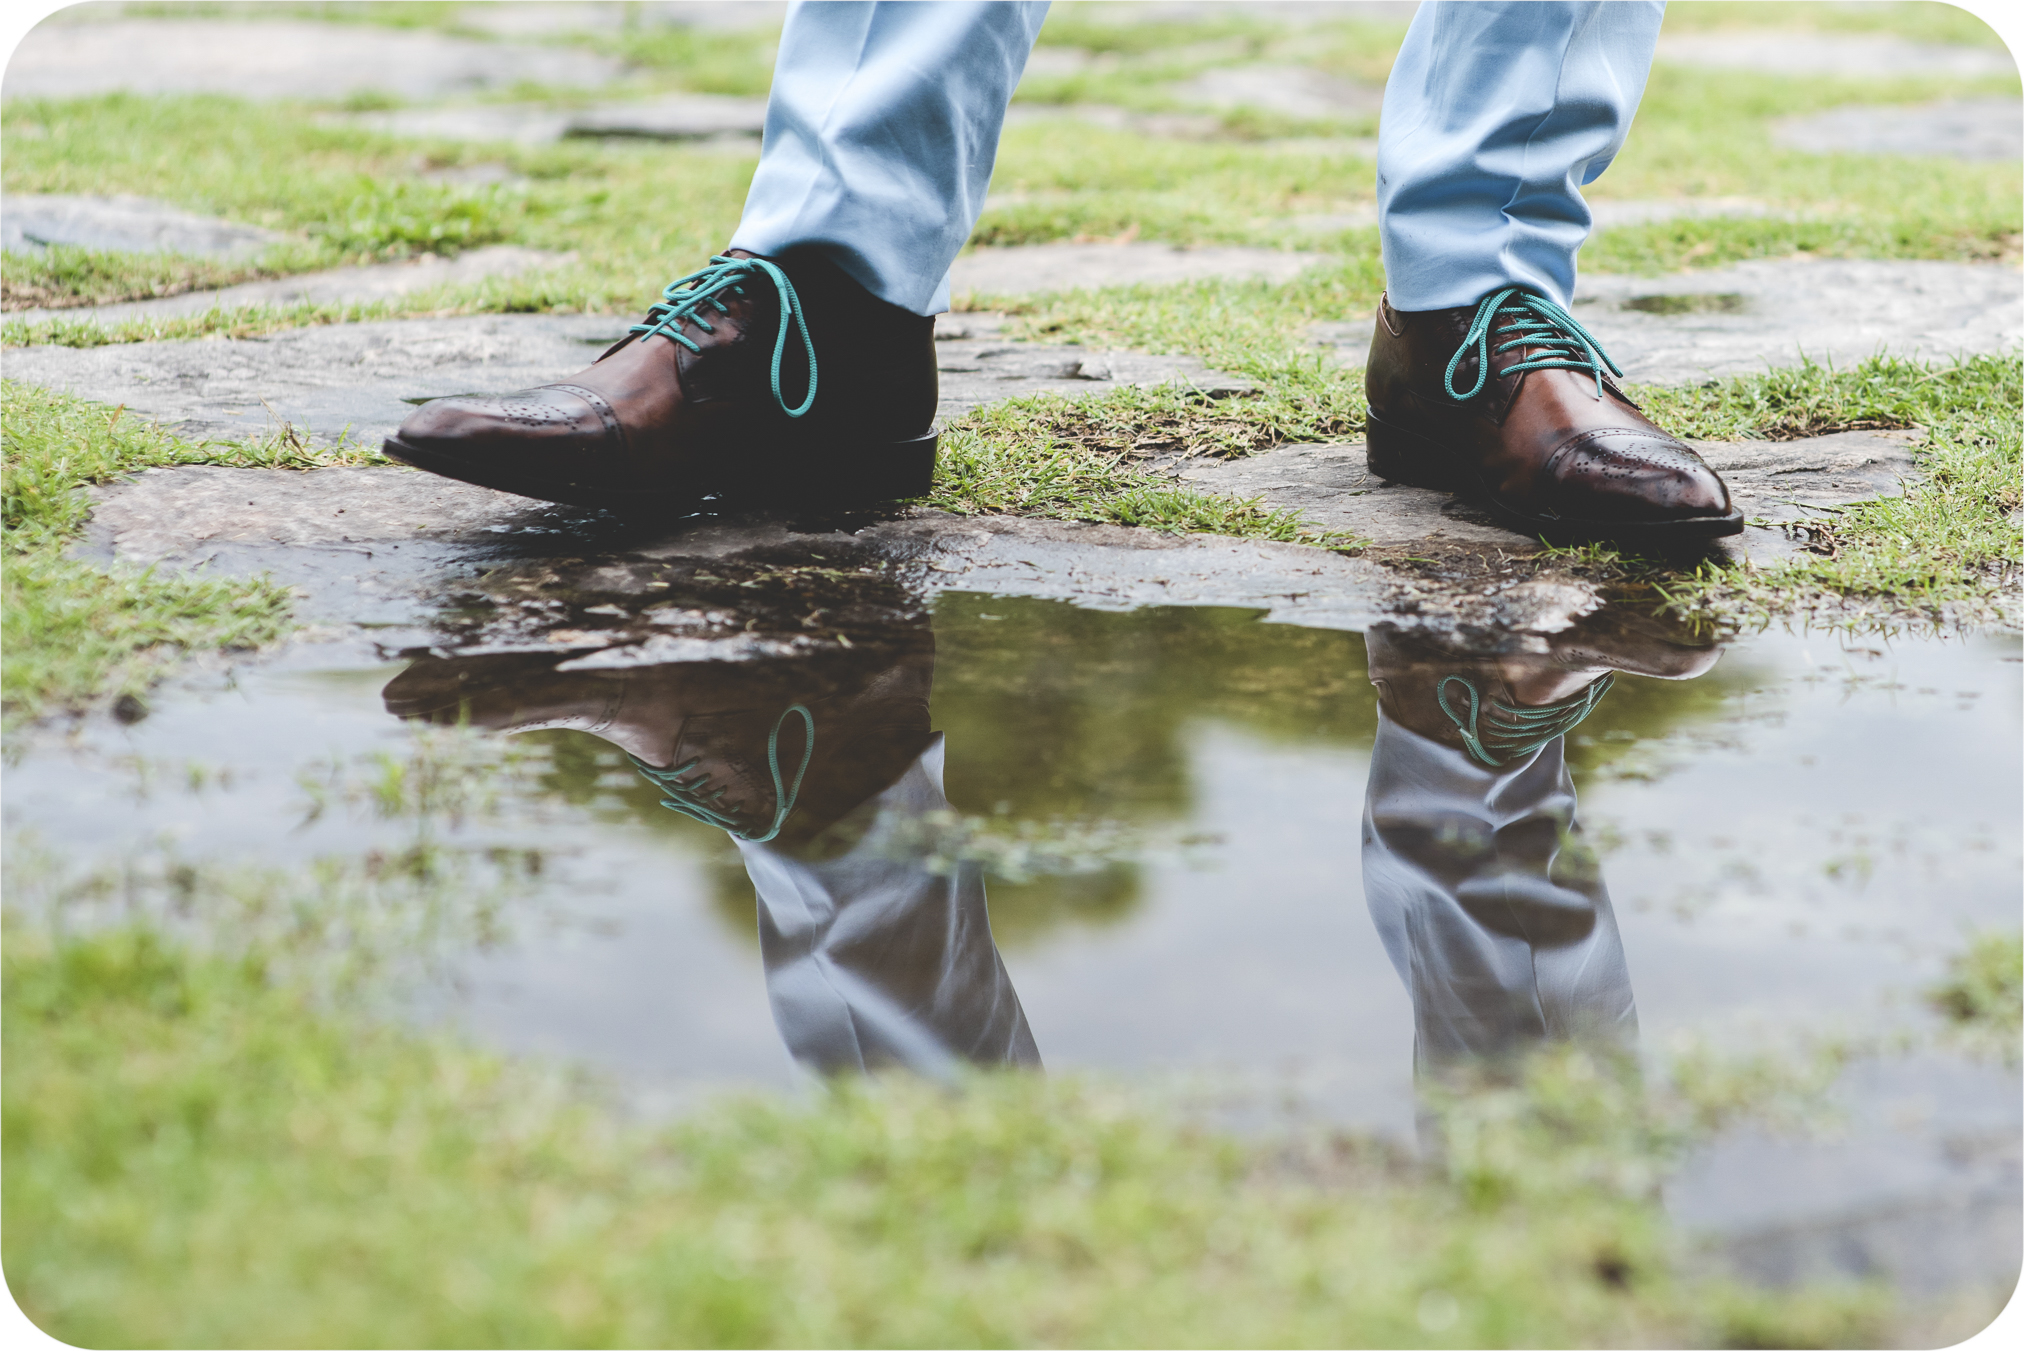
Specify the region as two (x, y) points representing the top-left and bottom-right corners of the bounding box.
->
(1654, 31), (2016, 78)
(339, 95), (769, 147)
(1308, 259), (2024, 383)
(1167, 65), (1383, 119)
(3, 194), (282, 259)
(73, 463), (1601, 659)
(1178, 429), (1923, 565)
(1773, 98), (2024, 163)
(5, 17), (625, 100)
(7, 246), (572, 326)
(1, 311), (1250, 447)
(950, 242), (1323, 300)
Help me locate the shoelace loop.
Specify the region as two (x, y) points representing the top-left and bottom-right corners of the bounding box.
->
(630, 255), (818, 419)
(627, 704), (816, 844)
(1435, 671), (1616, 769)
(1443, 287), (1624, 404)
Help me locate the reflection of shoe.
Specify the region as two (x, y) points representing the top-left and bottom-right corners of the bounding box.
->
(1365, 288), (1743, 546)
(1365, 607), (1723, 766)
(383, 248), (938, 513)
(382, 643), (935, 847)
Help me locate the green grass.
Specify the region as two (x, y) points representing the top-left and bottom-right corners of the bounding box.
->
(0, 381), (379, 725)
(1577, 355), (2020, 627)
(1924, 929), (2024, 1066)
(3, 879), (1910, 1350)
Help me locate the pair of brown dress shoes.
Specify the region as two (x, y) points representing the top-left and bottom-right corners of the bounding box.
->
(388, 252), (1740, 546)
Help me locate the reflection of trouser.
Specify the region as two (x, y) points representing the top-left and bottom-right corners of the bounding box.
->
(736, 734), (1041, 1076)
(1361, 712), (1636, 1076)
(730, 1), (1662, 315)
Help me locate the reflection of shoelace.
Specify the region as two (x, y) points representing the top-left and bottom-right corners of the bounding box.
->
(1436, 672), (1616, 769)
(629, 255), (818, 418)
(627, 705), (816, 843)
(1444, 287), (1624, 402)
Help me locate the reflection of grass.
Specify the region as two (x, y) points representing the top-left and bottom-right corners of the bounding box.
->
(4, 879), (1912, 1349)
(1927, 929), (2023, 1067)
(0, 381), (380, 725)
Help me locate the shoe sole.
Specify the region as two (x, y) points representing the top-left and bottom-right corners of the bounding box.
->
(1365, 410), (1745, 548)
(382, 429), (940, 515)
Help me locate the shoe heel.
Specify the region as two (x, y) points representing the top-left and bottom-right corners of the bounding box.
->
(1366, 410), (1460, 492)
(759, 429), (940, 510)
(854, 429), (939, 503)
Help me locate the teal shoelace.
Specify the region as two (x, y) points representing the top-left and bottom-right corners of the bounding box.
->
(627, 705), (815, 844)
(1436, 671), (1616, 769)
(630, 254), (818, 418)
(1443, 287), (1624, 403)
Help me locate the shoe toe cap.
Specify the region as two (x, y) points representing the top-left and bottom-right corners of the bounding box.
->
(393, 388), (598, 452)
(1550, 432), (1734, 523)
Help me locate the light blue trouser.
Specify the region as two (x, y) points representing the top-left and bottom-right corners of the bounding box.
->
(737, 734), (1041, 1078)
(731, 0), (1662, 316)
(1361, 713), (1637, 1075)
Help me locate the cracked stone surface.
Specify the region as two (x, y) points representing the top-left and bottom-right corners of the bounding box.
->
(949, 242), (1323, 300)
(6, 246), (575, 325)
(1772, 97), (2024, 163)
(4, 16), (626, 100)
(1177, 429), (1924, 564)
(2, 194), (283, 259)
(2, 311), (1251, 447)
(74, 463), (1614, 662)
(1308, 258), (2024, 383)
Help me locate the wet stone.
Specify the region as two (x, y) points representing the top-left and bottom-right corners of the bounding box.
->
(2, 311), (1251, 447)
(1, 194), (283, 259)
(74, 461), (1618, 661)
(1177, 429), (1923, 565)
(1306, 259), (2024, 384)
(4, 16), (627, 100)
(1772, 97), (2024, 163)
(7, 246), (575, 326)
(949, 241), (1323, 301)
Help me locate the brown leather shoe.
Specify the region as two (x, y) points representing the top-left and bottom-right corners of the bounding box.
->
(384, 247), (939, 514)
(1364, 606), (1724, 766)
(1364, 288), (1742, 546)
(383, 642), (936, 849)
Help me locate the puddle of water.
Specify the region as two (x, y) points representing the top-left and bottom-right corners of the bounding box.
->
(1624, 292), (1751, 315)
(6, 595), (2019, 1277)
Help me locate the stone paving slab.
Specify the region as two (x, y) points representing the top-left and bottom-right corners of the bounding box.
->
(340, 94), (769, 147)
(2, 194), (282, 259)
(6, 245), (574, 326)
(2, 311), (1252, 446)
(4, 16), (625, 100)
(74, 463), (1606, 659)
(1654, 31), (2016, 79)
(1167, 64), (1383, 119)
(1307, 259), (2024, 383)
(950, 241), (1322, 299)
(1177, 429), (1923, 564)
(1271, 197), (1782, 239)
(1773, 97), (2023, 163)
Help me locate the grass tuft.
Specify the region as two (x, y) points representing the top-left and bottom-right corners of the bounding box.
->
(1, 381), (382, 726)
